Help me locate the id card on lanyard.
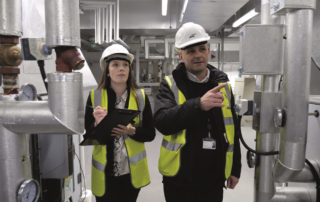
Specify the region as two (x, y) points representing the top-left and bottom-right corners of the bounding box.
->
(203, 119), (216, 150)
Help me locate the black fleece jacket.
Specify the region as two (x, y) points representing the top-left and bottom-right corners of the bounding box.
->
(84, 87), (156, 174)
(154, 63), (241, 187)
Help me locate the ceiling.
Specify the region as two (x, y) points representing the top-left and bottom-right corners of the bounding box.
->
(80, 0), (249, 52)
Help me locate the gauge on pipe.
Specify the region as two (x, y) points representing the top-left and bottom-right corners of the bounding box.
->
(18, 83), (37, 101)
(17, 179), (40, 202)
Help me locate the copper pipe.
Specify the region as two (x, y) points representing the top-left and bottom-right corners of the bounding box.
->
(55, 46), (85, 72)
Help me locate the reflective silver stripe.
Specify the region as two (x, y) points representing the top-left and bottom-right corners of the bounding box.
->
(224, 117), (234, 126)
(94, 89), (102, 107)
(224, 84), (231, 109)
(168, 75), (179, 104)
(227, 144), (234, 152)
(161, 139), (181, 151)
(135, 89), (144, 126)
(129, 150), (147, 164)
(124, 134), (130, 140)
(92, 156), (105, 172)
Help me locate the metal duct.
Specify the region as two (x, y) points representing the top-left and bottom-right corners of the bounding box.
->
(0, 95), (32, 202)
(45, 0), (81, 47)
(269, 187), (312, 202)
(290, 159), (320, 183)
(0, 73), (84, 134)
(145, 39), (165, 59)
(0, 0), (22, 36)
(273, 9), (314, 182)
(48, 73), (84, 134)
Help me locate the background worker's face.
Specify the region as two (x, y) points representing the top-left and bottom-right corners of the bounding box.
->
(108, 60), (130, 85)
(179, 44), (209, 75)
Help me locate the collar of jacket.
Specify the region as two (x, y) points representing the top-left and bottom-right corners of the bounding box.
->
(171, 63), (229, 98)
(172, 63), (229, 83)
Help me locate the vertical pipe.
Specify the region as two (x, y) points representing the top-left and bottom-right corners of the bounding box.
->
(100, 8), (105, 43)
(0, 96), (32, 202)
(136, 49), (141, 85)
(0, 0), (22, 36)
(109, 5), (113, 42)
(95, 9), (101, 44)
(217, 43), (221, 70)
(115, 0), (119, 40)
(113, 4), (116, 40)
(272, 9), (313, 182)
(254, 2), (279, 202)
(105, 7), (109, 43)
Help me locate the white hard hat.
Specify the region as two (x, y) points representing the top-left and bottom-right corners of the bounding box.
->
(99, 44), (134, 70)
(175, 22), (210, 49)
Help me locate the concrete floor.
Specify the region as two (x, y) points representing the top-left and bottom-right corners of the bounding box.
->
(83, 127), (256, 202)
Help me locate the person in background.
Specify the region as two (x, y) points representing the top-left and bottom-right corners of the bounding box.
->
(155, 22), (241, 202)
(84, 44), (155, 202)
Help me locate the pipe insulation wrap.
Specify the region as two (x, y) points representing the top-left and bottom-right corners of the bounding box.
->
(45, 0), (81, 47)
(0, 0), (22, 36)
(273, 9), (313, 182)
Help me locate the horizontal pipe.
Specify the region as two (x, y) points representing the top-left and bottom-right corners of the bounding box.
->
(270, 187), (312, 202)
(290, 159), (320, 183)
(80, 1), (115, 4)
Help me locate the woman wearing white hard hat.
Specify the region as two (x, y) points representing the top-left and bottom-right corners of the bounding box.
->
(84, 43), (155, 202)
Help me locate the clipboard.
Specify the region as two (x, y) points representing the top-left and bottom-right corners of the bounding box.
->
(80, 108), (140, 145)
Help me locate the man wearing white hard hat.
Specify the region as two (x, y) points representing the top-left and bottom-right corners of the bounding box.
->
(155, 22), (241, 201)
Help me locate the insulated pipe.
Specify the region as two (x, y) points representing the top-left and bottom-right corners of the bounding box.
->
(254, 2), (284, 202)
(95, 9), (101, 44)
(269, 187), (312, 202)
(108, 5), (113, 42)
(100, 8), (105, 44)
(114, 0), (119, 40)
(0, 0), (22, 37)
(272, 9), (313, 182)
(105, 7), (109, 43)
(0, 73), (84, 134)
(45, 0), (81, 47)
(290, 160), (320, 182)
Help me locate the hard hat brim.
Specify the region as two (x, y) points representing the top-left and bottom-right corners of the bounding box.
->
(175, 36), (210, 49)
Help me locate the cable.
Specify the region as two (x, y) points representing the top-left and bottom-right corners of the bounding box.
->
(305, 159), (320, 202)
(37, 60), (48, 92)
(278, 75), (283, 91)
(237, 115), (279, 155)
(73, 150), (87, 202)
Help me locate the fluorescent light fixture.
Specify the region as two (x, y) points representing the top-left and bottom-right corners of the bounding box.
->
(162, 0), (168, 16)
(232, 9), (259, 28)
(179, 0), (189, 23)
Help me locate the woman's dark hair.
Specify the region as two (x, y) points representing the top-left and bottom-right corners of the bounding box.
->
(97, 60), (140, 100)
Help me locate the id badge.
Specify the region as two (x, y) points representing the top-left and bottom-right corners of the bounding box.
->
(203, 138), (216, 150)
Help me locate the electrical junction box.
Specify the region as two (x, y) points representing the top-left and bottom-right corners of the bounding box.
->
(21, 38), (52, 60)
(270, 0), (316, 15)
(239, 24), (285, 75)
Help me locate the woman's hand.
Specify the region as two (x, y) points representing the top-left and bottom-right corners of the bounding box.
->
(92, 106), (107, 126)
(111, 124), (136, 136)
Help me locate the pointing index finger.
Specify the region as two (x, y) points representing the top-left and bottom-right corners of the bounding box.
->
(211, 83), (227, 93)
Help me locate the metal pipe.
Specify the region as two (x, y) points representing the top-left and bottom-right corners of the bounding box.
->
(0, 73), (84, 134)
(221, 28), (224, 72)
(254, 2), (281, 202)
(100, 8), (105, 43)
(179, 0), (189, 24)
(114, 0), (119, 40)
(217, 43), (221, 70)
(290, 160), (320, 182)
(105, 7), (109, 43)
(136, 48), (141, 85)
(165, 38), (175, 58)
(0, 0), (22, 37)
(145, 39), (165, 59)
(45, 0), (81, 47)
(269, 187), (312, 202)
(95, 9), (101, 44)
(109, 5), (113, 42)
(273, 9), (313, 182)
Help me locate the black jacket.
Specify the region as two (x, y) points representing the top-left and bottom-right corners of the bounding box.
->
(84, 87), (156, 174)
(154, 63), (241, 186)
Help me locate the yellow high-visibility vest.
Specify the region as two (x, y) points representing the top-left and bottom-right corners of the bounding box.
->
(158, 75), (235, 179)
(91, 88), (150, 197)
